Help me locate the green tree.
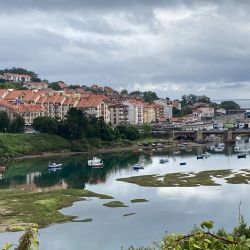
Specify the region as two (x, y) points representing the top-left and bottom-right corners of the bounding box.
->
(173, 107), (182, 117)
(33, 117), (58, 134)
(0, 111), (9, 132)
(117, 125), (139, 140)
(142, 124), (152, 138)
(8, 115), (25, 133)
(220, 101), (240, 111)
(181, 106), (193, 116)
(143, 91), (158, 102)
(181, 94), (198, 106)
(48, 82), (61, 91)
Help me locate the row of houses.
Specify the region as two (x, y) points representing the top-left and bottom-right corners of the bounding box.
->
(0, 73), (31, 83)
(0, 89), (173, 126)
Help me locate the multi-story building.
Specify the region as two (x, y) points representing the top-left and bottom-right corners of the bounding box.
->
(62, 98), (79, 118)
(193, 107), (214, 119)
(109, 103), (129, 126)
(23, 81), (48, 90)
(76, 97), (110, 123)
(3, 73), (31, 83)
(123, 100), (144, 124)
(154, 99), (173, 119)
(143, 103), (156, 123)
(0, 100), (45, 125)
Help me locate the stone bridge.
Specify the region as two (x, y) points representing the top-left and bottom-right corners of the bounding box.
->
(151, 129), (250, 143)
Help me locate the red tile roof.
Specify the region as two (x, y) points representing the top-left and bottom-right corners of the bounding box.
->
(5, 90), (25, 100)
(76, 97), (104, 108)
(0, 100), (45, 112)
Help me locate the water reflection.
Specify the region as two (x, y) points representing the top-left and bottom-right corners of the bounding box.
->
(2, 153), (150, 191)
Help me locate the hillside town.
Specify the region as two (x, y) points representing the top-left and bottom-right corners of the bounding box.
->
(0, 69), (235, 129)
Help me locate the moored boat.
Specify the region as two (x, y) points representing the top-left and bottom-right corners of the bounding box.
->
(48, 162), (63, 168)
(180, 162), (186, 166)
(202, 152), (211, 157)
(159, 158), (169, 164)
(133, 164), (144, 170)
(237, 153), (247, 159)
(88, 157), (104, 167)
(173, 151), (181, 155)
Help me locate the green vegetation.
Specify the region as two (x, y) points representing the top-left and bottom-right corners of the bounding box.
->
(117, 125), (140, 140)
(129, 91), (159, 102)
(0, 132), (138, 158)
(220, 100), (240, 111)
(33, 116), (59, 134)
(124, 218), (250, 250)
(48, 82), (61, 90)
(0, 189), (112, 231)
(117, 169), (233, 187)
(2, 224), (39, 250)
(0, 111), (24, 133)
(131, 199), (148, 203)
(33, 108), (140, 142)
(103, 201), (128, 208)
(0, 133), (72, 157)
(118, 169), (250, 187)
(0, 81), (24, 90)
(8, 115), (25, 133)
(173, 106), (193, 117)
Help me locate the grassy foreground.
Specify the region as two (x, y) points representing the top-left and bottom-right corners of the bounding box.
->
(0, 188), (113, 232)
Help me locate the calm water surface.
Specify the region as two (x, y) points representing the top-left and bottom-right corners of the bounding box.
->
(1, 148), (250, 249)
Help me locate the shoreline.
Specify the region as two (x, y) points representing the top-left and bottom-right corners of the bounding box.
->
(10, 140), (207, 161)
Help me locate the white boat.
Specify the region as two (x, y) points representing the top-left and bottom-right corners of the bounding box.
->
(214, 147), (224, 152)
(48, 162), (62, 168)
(202, 152), (211, 157)
(88, 157), (104, 167)
(234, 146), (250, 153)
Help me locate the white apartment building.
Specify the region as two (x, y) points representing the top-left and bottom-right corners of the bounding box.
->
(154, 99), (173, 119)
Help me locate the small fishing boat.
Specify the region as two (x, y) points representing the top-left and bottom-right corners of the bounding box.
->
(88, 157), (104, 167)
(197, 155), (204, 160)
(202, 152), (211, 158)
(234, 146), (250, 153)
(133, 164), (144, 170)
(159, 158), (169, 164)
(48, 162), (63, 168)
(237, 153), (247, 159)
(173, 151), (181, 155)
(180, 162), (186, 166)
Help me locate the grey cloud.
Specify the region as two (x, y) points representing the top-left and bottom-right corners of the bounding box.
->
(1, 0), (250, 99)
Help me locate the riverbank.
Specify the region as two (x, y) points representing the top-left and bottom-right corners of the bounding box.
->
(0, 133), (205, 161)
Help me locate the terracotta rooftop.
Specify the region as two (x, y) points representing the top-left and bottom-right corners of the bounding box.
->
(5, 90), (25, 100)
(0, 100), (45, 112)
(76, 97), (103, 108)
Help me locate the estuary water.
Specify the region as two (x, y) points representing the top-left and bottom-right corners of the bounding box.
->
(1, 149), (250, 249)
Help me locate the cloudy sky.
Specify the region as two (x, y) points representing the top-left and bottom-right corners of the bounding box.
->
(1, 0), (250, 99)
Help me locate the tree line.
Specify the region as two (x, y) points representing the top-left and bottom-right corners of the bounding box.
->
(0, 111), (24, 133)
(33, 108), (140, 141)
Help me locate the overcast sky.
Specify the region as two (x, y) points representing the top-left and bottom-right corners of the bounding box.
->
(1, 0), (250, 99)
